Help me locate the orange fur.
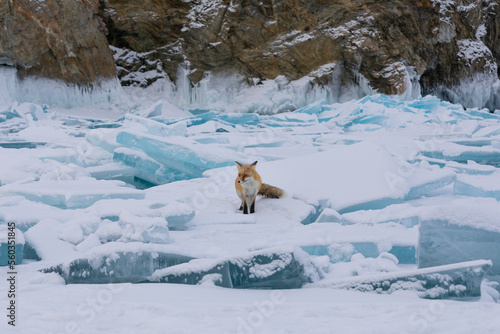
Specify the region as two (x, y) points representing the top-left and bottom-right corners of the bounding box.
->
(235, 161), (284, 214)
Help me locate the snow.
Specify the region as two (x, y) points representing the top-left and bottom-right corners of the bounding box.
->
(454, 171), (500, 199)
(0, 225), (24, 245)
(310, 260), (492, 298)
(0, 179), (145, 208)
(1, 71), (500, 332)
(2, 281), (500, 333)
(457, 39), (497, 73)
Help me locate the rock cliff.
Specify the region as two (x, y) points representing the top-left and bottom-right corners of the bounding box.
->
(1, 0), (499, 109)
(0, 0), (116, 85)
(99, 0), (500, 109)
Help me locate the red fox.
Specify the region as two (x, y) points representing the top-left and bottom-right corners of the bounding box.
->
(235, 161), (284, 214)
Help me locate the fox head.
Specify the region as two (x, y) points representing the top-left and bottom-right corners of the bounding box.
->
(235, 161), (257, 183)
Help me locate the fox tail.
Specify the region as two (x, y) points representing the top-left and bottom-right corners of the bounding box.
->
(258, 183), (285, 199)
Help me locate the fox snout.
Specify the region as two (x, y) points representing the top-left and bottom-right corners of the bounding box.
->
(238, 176), (253, 184)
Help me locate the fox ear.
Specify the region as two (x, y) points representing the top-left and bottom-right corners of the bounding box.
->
(235, 161), (242, 168)
(251, 161), (258, 166)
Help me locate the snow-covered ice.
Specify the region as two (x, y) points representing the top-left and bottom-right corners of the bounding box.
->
(310, 259), (492, 299)
(418, 197), (500, 278)
(150, 246), (323, 289)
(0, 225), (24, 266)
(454, 170), (500, 199)
(1, 84), (500, 333)
(0, 179), (145, 209)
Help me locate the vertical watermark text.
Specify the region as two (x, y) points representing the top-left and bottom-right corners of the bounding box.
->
(6, 222), (17, 327)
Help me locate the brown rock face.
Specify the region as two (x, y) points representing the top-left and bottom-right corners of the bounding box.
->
(99, 0), (500, 106)
(2, 0), (499, 109)
(0, 0), (116, 85)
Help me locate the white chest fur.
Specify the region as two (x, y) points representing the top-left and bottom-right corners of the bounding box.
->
(241, 177), (259, 198)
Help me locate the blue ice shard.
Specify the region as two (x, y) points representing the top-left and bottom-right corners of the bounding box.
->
(404, 172), (456, 200)
(0, 142), (46, 149)
(86, 128), (122, 153)
(116, 131), (236, 179)
(218, 113), (261, 126)
(113, 147), (188, 185)
(0, 179), (144, 209)
(153, 111), (217, 127)
(150, 247), (324, 289)
(85, 162), (137, 184)
(300, 243), (376, 262)
(406, 95), (441, 112)
(454, 172), (500, 200)
(467, 109), (500, 120)
(420, 145), (500, 165)
(341, 203), (420, 228)
(452, 139), (493, 147)
(43, 245), (194, 284)
(11, 102), (46, 121)
(300, 242), (416, 264)
(359, 94), (404, 109)
(310, 260), (491, 299)
(0, 106), (20, 123)
(0, 225), (24, 266)
(124, 114), (187, 137)
(415, 156), (499, 175)
(295, 99), (325, 115)
(419, 220), (500, 277)
(418, 198), (500, 281)
(445, 161), (497, 175)
(314, 208), (342, 223)
(298, 200), (329, 225)
(163, 210), (195, 230)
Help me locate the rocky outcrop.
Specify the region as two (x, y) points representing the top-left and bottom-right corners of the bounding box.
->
(99, 0), (500, 110)
(1, 0), (499, 109)
(0, 0), (116, 85)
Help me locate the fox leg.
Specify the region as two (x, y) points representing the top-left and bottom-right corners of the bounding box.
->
(243, 200), (249, 214)
(244, 195), (256, 214)
(250, 196), (256, 214)
(237, 190), (244, 211)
